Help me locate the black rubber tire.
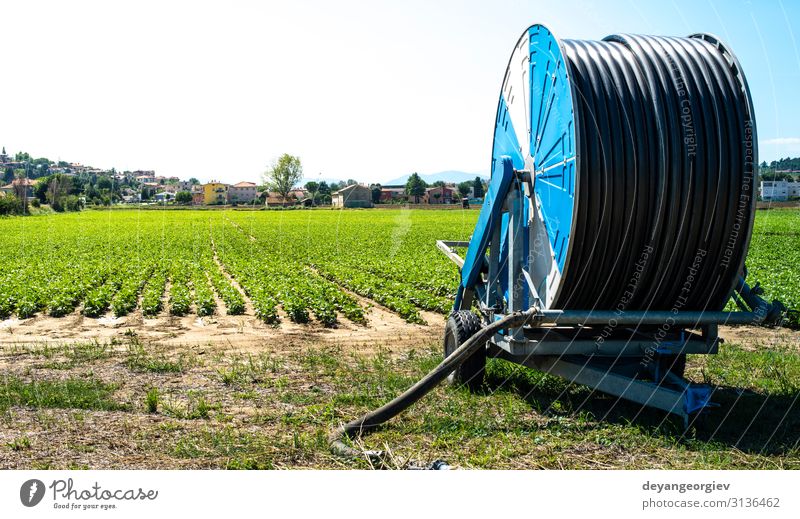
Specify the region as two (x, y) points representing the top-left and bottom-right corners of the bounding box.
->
(443, 311), (486, 391)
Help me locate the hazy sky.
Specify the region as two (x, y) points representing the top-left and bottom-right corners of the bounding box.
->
(1, 0), (798, 184)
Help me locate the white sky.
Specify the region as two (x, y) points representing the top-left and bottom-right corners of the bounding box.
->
(1, 0), (798, 184)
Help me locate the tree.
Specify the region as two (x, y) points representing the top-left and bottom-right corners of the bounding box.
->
(0, 194), (21, 215)
(189, 177), (200, 185)
(473, 176), (484, 198)
(64, 195), (83, 212)
(457, 181), (472, 198)
(314, 181), (332, 205)
(96, 176), (113, 191)
(346, 179), (357, 186)
(263, 153), (303, 203)
(432, 180), (446, 187)
(140, 185), (156, 201)
(304, 182), (321, 206)
(370, 183), (382, 204)
(84, 182), (99, 201)
(34, 175), (51, 203)
(46, 174), (73, 211)
(175, 191), (193, 205)
(12, 170), (28, 214)
(405, 172), (427, 203)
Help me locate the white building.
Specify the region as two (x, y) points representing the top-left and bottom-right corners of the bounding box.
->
(760, 180), (789, 201)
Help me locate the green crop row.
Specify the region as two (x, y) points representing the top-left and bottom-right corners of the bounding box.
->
(1, 208), (795, 328)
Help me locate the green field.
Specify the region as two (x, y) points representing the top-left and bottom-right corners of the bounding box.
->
(0, 207), (797, 324)
(745, 208), (800, 320)
(0, 208), (798, 469)
(0, 209), (477, 325)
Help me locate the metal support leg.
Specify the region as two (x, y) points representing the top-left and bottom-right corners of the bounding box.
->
(500, 352), (715, 425)
(507, 183), (526, 342)
(486, 213), (502, 312)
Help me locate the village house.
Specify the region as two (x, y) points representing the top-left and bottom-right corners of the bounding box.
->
(379, 184), (406, 203)
(0, 178), (36, 199)
(203, 182), (228, 205)
(289, 187), (307, 200)
(228, 181), (258, 204)
(332, 184), (373, 208)
(424, 185), (455, 204)
(266, 191), (295, 207)
(191, 185), (204, 206)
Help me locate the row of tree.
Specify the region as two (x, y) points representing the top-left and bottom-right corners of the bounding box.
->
(759, 158), (800, 181)
(401, 173), (484, 203)
(261, 154), (487, 206)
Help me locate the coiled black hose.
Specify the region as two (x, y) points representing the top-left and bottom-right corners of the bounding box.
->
(555, 34), (756, 312)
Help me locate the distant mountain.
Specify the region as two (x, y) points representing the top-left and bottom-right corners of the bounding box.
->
(383, 170), (488, 186)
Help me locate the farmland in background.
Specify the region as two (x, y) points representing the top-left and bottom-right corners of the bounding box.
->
(0, 208), (796, 326)
(745, 208), (800, 324)
(0, 209), (477, 326)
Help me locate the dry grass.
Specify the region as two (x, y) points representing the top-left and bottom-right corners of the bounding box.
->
(0, 331), (798, 470)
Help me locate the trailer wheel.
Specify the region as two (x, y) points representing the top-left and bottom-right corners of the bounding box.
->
(443, 311), (486, 391)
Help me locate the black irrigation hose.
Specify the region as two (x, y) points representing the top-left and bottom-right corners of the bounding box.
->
(555, 34), (756, 312)
(329, 309), (537, 467)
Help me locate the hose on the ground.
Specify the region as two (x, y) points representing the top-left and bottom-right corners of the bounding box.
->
(329, 308), (537, 468)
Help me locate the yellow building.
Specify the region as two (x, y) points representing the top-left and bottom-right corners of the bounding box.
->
(203, 182), (228, 205)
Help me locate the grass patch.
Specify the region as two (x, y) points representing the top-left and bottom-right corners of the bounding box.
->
(700, 343), (800, 394)
(0, 376), (128, 412)
(8, 341), (114, 370)
(7, 436), (31, 451)
(162, 391), (219, 420)
(173, 426), (275, 468)
(273, 344), (800, 469)
(217, 352), (283, 386)
(145, 387), (159, 413)
(6, 340), (799, 469)
(171, 425), (328, 469)
(125, 342), (194, 374)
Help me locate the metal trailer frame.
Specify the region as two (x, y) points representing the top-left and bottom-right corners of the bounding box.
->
(438, 156), (786, 426)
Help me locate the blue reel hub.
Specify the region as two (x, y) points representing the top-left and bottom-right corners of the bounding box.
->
(491, 24), (578, 309)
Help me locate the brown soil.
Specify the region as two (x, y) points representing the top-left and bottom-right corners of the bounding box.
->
(0, 303), (443, 354)
(3, 308), (796, 356)
(719, 324), (800, 351)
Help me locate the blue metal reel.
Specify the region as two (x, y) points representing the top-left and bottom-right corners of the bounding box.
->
(491, 24), (578, 309)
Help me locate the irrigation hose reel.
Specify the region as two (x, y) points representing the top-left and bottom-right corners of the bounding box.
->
(331, 24), (788, 467)
(438, 24), (787, 424)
